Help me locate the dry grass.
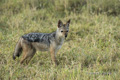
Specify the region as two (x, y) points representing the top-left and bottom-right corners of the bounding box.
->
(0, 0), (120, 80)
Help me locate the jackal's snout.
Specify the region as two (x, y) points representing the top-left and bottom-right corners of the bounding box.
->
(65, 33), (67, 38)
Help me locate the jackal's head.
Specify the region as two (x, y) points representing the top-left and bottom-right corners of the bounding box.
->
(57, 19), (71, 38)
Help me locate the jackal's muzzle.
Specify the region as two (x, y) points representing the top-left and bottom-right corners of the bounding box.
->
(65, 34), (67, 38)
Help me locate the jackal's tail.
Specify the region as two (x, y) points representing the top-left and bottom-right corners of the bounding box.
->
(13, 38), (22, 60)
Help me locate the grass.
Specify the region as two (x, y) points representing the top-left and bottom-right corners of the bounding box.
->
(0, 0), (120, 80)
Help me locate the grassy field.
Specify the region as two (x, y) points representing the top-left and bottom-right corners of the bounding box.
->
(0, 0), (120, 80)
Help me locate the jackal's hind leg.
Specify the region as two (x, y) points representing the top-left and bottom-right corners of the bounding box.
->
(20, 49), (36, 64)
(26, 49), (36, 64)
(20, 50), (27, 64)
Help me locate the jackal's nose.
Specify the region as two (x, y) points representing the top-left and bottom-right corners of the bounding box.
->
(65, 34), (67, 38)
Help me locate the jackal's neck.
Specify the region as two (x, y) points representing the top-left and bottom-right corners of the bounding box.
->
(55, 30), (65, 44)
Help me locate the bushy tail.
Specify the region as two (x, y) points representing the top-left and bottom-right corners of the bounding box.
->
(13, 38), (22, 60)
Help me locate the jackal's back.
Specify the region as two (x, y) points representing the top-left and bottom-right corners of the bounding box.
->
(23, 32), (56, 42)
(22, 32), (56, 51)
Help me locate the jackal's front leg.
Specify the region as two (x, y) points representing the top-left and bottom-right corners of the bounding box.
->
(50, 47), (57, 66)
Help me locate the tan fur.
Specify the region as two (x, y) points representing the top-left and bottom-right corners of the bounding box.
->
(50, 45), (57, 65)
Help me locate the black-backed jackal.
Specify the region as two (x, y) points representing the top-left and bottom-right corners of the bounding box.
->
(13, 19), (71, 66)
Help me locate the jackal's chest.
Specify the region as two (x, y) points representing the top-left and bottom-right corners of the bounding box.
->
(56, 39), (64, 50)
(56, 44), (62, 50)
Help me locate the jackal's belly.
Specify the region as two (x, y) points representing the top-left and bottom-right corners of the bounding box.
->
(32, 42), (49, 51)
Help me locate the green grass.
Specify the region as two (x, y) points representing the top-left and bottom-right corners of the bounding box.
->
(0, 0), (120, 80)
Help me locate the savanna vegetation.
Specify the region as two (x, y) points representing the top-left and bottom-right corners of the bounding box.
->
(0, 0), (120, 80)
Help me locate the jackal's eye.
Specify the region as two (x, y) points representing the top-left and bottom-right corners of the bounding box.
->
(61, 31), (63, 32)
(66, 30), (68, 32)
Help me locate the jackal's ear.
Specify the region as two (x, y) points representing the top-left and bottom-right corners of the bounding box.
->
(67, 19), (71, 24)
(58, 20), (63, 28)
(66, 19), (71, 27)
